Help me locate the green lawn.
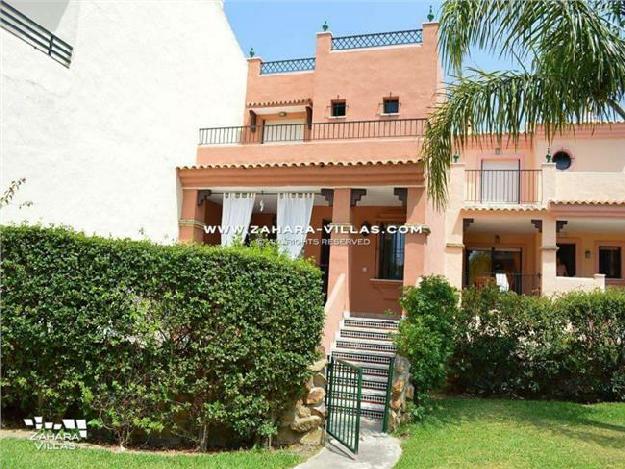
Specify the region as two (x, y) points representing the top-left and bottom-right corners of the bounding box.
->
(396, 397), (625, 469)
(0, 438), (302, 469)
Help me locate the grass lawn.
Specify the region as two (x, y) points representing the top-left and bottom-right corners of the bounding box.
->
(0, 438), (303, 469)
(396, 397), (625, 469)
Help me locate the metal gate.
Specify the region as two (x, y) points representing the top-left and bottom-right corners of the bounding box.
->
(325, 357), (362, 454)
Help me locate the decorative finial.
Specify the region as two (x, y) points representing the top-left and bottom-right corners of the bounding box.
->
(427, 5), (434, 22)
(322, 21), (328, 32)
(546, 148), (552, 162)
(249, 47), (255, 58)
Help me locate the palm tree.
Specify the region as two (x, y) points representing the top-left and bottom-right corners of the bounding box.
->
(425, 0), (625, 208)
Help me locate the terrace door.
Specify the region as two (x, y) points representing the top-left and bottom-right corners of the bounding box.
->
(466, 247), (523, 293)
(481, 160), (520, 203)
(262, 119), (305, 143)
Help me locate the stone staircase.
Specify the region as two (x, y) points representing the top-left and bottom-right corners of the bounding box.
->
(330, 314), (399, 420)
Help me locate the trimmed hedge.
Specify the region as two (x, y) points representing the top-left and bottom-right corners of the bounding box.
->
(451, 285), (625, 402)
(396, 275), (459, 415)
(0, 225), (324, 448)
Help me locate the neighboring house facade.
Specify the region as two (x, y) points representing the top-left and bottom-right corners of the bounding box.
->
(1, 0), (246, 241)
(177, 22), (625, 350)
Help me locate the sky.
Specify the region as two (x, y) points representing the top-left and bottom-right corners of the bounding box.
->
(224, 0), (517, 77)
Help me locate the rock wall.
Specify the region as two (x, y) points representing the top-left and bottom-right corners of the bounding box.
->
(276, 358), (327, 446)
(387, 355), (413, 432)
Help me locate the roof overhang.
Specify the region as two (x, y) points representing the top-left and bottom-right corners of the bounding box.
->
(178, 159), (424, 188)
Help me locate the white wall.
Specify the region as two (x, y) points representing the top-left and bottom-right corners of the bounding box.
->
(1, 0), (246, 242)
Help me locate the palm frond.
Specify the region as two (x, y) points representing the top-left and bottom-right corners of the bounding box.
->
(427, 0), (625, 208)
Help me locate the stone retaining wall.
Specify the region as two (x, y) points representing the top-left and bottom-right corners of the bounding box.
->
(276, 358), (327, 446)
(387, 355), (413, 432)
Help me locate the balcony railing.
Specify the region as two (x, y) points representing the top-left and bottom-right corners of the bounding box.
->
(465, 170), (542, 204)
(260, 57), (316, 74)
(331, 29), (423, 50)
(470, 272), (542, 296)
(1, 0), (73, 68)
(199, 118), (426, 145)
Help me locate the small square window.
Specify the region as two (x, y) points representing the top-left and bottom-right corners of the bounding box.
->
(331, 100), (346, 117)
(599, 246), (622, 278)
(383, 98), (399, 114)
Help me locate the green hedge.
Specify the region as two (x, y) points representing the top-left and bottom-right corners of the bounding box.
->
(451, 285), (625, 402)
(0, 225), (324, 448)
(396, 276), (459, 416)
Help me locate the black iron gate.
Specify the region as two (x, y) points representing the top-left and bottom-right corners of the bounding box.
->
(325, 357), (362, 453)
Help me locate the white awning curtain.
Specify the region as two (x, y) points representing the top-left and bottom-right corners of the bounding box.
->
(221, 192), (256, 247)
(276, 192), (314, 259)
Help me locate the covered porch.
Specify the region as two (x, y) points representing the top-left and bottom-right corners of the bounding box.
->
(177, 160), (429, 350)
(462, 207), (625, 296)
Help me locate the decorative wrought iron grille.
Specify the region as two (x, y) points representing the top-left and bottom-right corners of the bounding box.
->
(332, 29), (423, 50)
(199, 118), (425, 145)
(465, 169), (543, 204)
(1, 0), (73, 68)
(260, 57), (316, 74)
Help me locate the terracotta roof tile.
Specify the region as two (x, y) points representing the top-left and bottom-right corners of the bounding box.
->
(550, 200), (625, 206)
(463, 204), (547, 212)
(247, 98), (312, 108)
(177, 158), (422, 170)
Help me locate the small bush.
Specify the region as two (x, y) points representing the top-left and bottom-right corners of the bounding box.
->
(0, 225), (324, 448)
(450, 285), (625, 402)
(396, 276), (459, 408)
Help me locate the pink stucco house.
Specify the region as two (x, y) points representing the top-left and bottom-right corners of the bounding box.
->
(176, 22), (625, 352)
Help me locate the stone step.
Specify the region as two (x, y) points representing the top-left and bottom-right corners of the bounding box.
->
(332, 348), (394, 366)
(343, 318), (399, 331)
(359, 402), (385, 420)
(335, 338), (397, 353)
(340, 327), (397, 342)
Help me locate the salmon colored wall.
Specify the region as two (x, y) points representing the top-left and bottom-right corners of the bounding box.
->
(535, 124), (625, 172)
(460, 139), (535, 170)
(458, 123), (625, 172)
(425, 202), (446, 276)
(245, 58), (314, 110)
(243, 23), (439, 124)
(349, 205), (406, 315)
(305, 204), (407, 316)
(196, 139), (422, 166)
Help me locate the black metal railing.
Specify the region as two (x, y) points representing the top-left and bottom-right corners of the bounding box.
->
(465, 170), (542, 204)
(332, 29), (423, 50)
(1, 0), (73, 68)
(260, 57), (316, 74)
(469, 272), (542, 296)
(199, 118), (425, 145)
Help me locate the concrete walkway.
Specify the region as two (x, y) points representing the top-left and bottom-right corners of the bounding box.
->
(296, 420), (401, 469)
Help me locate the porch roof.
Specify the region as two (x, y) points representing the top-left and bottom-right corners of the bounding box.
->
(177, 157), (421, 170)
(177, 158), (424, 188)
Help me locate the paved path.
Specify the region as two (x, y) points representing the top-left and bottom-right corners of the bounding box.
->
(296, 420), (401, 469)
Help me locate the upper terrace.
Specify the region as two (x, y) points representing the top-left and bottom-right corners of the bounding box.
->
(197, 23), (440, 152)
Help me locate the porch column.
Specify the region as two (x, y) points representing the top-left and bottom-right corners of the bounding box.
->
(179, 188), (206, 244)
(403, 187), (428, 287)
(327, 188), (352, 312)
(541, 217), (557, 296)
(445, 162), (466, 290)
